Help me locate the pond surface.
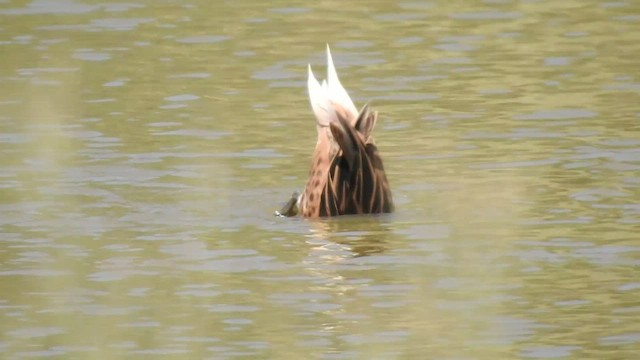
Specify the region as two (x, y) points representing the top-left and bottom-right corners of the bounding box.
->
(1, 0), (639, 359)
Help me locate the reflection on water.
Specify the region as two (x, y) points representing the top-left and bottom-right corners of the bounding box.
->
(1, 0), (639, 358)
(306, 216), (395, 258)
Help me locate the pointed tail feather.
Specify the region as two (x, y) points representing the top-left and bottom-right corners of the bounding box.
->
(325, 45), (358, 121)
(307, 45), (359, 127)
(307, 65), (336, 127)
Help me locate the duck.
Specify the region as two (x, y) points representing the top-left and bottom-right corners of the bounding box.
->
(277, 45), (393, 218)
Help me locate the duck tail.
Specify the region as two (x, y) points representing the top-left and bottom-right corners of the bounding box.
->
(307, 45), (359, 128)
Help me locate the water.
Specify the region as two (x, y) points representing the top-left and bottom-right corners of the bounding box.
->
(1, 0), (639, 358)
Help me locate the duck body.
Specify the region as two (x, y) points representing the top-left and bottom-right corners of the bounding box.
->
(278, 45), (393, 218)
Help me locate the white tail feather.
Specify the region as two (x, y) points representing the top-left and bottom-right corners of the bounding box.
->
(307, 65), (336, 127)
(325, 45), (358, 119)
(307, 45), (358, 128)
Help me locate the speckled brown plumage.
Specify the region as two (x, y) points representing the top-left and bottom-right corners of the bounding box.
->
(298, 105), (394, 217)
(276, 45), (394, 218)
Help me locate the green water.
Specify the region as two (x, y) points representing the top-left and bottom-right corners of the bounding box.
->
(1, 0), (639, 359)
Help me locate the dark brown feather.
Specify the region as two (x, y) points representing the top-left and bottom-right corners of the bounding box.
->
(318, 110), (394, 216)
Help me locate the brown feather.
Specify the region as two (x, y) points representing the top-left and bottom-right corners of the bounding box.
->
(308, 106), (393, 217)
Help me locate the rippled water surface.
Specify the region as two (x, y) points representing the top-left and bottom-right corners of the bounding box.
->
(1, 0), (639, 359)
